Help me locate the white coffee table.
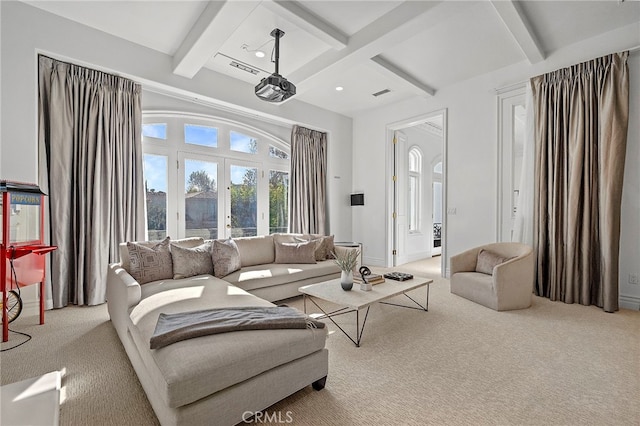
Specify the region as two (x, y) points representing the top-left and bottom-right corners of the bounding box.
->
(299, 276), (432, 347)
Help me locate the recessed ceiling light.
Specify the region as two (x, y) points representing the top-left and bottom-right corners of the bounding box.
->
(255, 50), (265, 58)
(335, 86), (344, 91)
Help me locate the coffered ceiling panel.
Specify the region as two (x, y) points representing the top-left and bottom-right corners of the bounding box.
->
(21, 0), (640, 118)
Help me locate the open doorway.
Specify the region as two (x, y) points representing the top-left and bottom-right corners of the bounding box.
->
(386, 110), (447, 277)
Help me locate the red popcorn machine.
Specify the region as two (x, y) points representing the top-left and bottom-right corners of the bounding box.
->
(1, 181), (57, 342)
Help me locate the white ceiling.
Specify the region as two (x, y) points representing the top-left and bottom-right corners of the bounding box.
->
(24, 0), (640, 117)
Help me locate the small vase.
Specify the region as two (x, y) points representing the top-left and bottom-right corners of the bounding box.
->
(340, 270), (353, 291)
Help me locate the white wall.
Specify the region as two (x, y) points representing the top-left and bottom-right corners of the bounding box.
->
(0, 1), (353, 241)
(353, 23), (640, 309)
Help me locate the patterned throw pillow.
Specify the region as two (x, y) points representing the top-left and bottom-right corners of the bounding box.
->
(211, 239), (241, 278)
(274, 240), (317, 264)
(171, 242), (213, 279)
(322, 235), (335, 260)
(127, 237), (173, 284)
(476, 249), (510, 275)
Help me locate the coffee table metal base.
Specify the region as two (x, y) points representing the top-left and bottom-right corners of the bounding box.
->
(303, 287), (429, 347)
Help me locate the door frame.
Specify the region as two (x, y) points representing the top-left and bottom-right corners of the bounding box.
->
(385, 109), (448, 275)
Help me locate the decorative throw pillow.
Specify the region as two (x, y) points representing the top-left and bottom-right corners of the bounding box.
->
(211, 239), (241, 278)
(127, 237), (173, 284)
(171, 242), (213, 279)
(322, 235), (335, 260)
(275, 240), (317, 264)
(476, 249), (510, 275)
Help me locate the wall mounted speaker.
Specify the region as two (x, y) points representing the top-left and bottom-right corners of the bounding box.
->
(351, 193), (364, 206)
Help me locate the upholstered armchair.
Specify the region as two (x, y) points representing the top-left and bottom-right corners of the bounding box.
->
(450, 242), (534, 311)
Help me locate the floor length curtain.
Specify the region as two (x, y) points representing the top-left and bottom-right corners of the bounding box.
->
(38, 55), (145, 307)
(531, 52), (629, 312)
(289, 125), (327, 234)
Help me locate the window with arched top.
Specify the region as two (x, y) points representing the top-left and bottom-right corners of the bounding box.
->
(408, 147), (422, 233)
(141, 113), (290, 240)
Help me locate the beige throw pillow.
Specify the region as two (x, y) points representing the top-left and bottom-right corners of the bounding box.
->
(127, 237), (173, 284)
(476, 249), (510, 275)
(212, 239), (241, 278)
(171, 242), (213, 279)
(275, 240), (317, 264)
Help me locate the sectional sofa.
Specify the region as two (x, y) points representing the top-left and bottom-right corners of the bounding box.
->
(107, 234), (353, 426)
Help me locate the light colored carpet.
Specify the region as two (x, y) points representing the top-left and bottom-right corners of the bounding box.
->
(2, 257), (639, 426)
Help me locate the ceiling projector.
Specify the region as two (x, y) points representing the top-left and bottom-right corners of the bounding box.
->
(255, 29), (296, 102)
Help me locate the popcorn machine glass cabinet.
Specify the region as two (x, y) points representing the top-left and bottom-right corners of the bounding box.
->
(5, 192), (42, 243)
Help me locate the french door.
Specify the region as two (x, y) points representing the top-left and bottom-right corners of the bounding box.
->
(177, 153), (276, 239)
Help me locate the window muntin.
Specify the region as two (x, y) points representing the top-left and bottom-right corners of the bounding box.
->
(185, 124), (218, 147)
(143, 123), (167, 140)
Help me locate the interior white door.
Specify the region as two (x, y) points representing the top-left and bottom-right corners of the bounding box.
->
(394, 131), (409, 266)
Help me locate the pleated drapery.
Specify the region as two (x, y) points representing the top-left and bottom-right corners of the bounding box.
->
(289, 125), (327, 234)
(531, 52), (629, 312)
(38, 55), (145, 307)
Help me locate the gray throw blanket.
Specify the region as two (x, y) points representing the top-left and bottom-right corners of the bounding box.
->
(150, 306), (325, 349)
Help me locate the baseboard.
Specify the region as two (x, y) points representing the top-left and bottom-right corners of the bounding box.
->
(619, 294), (640, 311)
(362, 256), (386, 267)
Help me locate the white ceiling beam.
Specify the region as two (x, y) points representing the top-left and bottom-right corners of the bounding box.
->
(490, 0), (545, 64)
(172, 1), (261, 78)
(287, 1), (464, 97)
(370, 56), (436, 97)
(262, 0), (348, 50)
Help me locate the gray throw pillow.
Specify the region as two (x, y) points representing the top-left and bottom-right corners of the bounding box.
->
(211, 239), (241, 278)
(476, 249), (510, 275)
(275, 240), (317, 264)
(127, 237), (173, 284)
(171, 242), (213, 279)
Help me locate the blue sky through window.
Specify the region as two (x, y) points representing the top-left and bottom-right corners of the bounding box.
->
(185, 124), (218, 147)
(230, 131), (257, 154)
(143, 123), (167, 140)
(143, 154), (167, 192)
(185, 160), (217, 189)
(231, 165), (255, 184)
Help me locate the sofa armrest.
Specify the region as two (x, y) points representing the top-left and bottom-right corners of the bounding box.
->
(106, 263), (142, 336)
(450, 247), (481, 275)
(492, 250), (534, 293)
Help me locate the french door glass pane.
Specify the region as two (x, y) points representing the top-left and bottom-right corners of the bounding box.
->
(230, 165), (257, 237)
(184, 159), (218, 239)
(409, 175), (418, 232)
(269, 170), (289, 234)
(143, 154), (168, 240)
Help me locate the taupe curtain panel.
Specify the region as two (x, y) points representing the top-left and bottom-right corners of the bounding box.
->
(289, 125), (327, 234)
(531, 52), (629, 312)
(38, 55), (145, 307)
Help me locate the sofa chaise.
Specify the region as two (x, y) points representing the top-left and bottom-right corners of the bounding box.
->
(107, 234), (352, 425)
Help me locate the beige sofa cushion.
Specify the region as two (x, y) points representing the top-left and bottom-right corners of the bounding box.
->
(224, 261), (340, 292)
(129, 276), (327, 409)
(234, 235), (275, 266)
(274, 240), (317, 264)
